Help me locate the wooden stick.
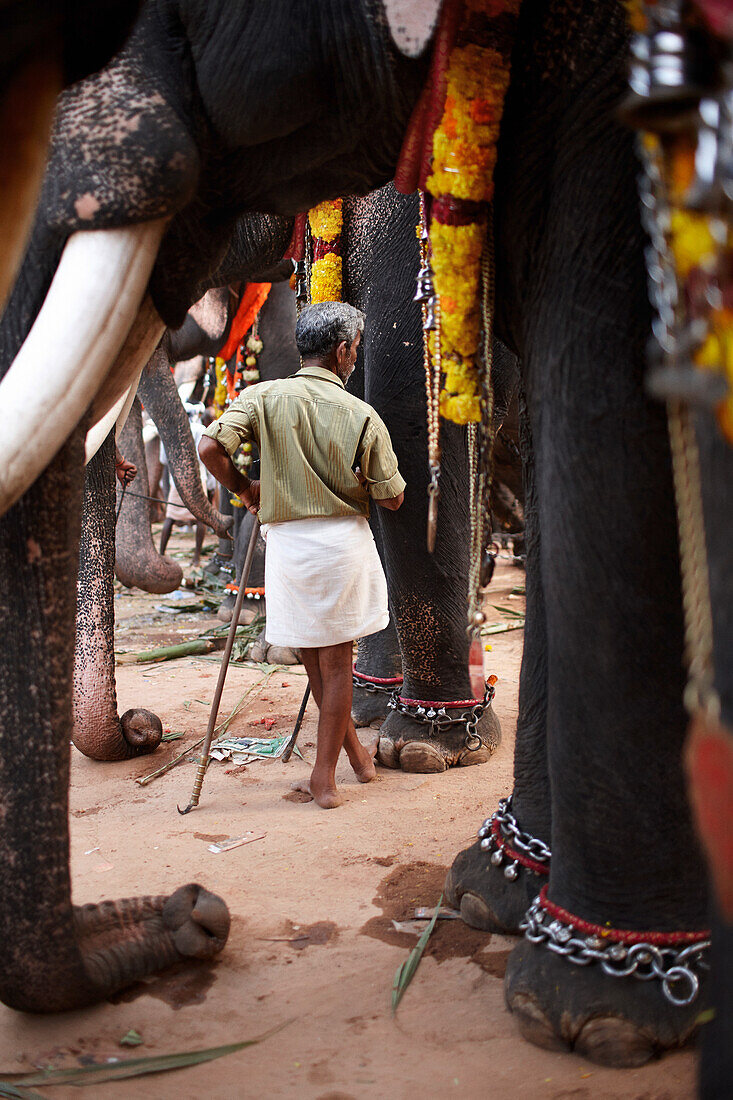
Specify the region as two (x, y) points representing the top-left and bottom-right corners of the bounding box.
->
(178, 518), (261, 813)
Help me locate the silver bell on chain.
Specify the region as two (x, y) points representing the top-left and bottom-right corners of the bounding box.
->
(414, 261), (434, 304)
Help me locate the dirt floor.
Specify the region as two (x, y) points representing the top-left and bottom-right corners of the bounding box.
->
(0, 529), (698, 1098)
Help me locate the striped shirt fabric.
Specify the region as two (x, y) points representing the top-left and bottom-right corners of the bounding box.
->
(203, 364), (406, 525)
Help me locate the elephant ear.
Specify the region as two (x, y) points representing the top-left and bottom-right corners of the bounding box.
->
(382, 0), (442, 57)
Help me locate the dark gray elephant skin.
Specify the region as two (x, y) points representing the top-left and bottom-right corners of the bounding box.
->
(445, 0), (732, 1074)
(0, 0), (729, 1077)
(0, 2), (424, 1011)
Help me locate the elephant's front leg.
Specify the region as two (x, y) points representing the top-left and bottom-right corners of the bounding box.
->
(374, 419), (501, 772)
(72, 431), (162, 760)
(446, 399), (551, 931)
(0, 429), (229, 1013)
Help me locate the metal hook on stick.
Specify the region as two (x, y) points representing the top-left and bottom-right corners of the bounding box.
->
(281, 683), (311, 763)
(178, 515), (261, 814)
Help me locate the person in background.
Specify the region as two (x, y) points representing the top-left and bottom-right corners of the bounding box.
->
(199, 302), (405, 808)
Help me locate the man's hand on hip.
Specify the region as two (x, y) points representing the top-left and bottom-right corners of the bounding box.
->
(239, 479), (260, 516)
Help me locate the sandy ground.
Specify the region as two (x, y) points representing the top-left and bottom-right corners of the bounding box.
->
(0, 529), (697, 1099)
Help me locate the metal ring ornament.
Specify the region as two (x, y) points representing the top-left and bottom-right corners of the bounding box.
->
(352, 674), (402, 697)
(521, 894), (709, 1007)
(387, 683), (495, 752)
(476, 795), (552, 878)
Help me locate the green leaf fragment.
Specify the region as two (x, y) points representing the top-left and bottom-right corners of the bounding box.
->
(391, 893), (443, 1015)
(119, 1029), (143, 1046)
(1, 1034), (274, 1087)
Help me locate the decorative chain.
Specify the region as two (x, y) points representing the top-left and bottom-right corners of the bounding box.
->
(417, 190), (442, 552)
(521, 892), (710, 1008)
(352, 673), (404, 697)
(387, 683), (495, 752)
(477, 795), (551, 879)
(468, 225), (498, 632)
(636, 135), (721, 722)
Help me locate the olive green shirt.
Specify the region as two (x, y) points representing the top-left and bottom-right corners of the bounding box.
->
(203, 364), (406, 525)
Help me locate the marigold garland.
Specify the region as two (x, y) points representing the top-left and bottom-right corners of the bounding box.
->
(308, 199), (343, 303)
(424, 1), (521, 425)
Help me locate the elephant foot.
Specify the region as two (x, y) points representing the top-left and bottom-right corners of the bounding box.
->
(444, 837), (541, 934)
(217, 593), (261, 626)
(377, 700), (501, 772)
(351, 682), (394, 728)
(204, 551), (234, 579)
(505, 935), (706, 1068)
(445, 796), (551, 932)
(120, 708), (163, 755)
(248, 630), (300, 666)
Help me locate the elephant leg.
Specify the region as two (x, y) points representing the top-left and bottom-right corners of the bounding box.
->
(115, 398), (183, 593)
(446, 394), (551, 932)
(344, 185), (500, 773)
(352, 620), (403, 729)
(374, 418), (501, 772)
(72, 431), (162, 760)
(489, 2), (710, 1067)
(0, 428), (229, 1013)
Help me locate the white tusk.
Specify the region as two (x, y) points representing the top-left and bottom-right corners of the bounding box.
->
(84, 389), (130, 465)
(84, 296), (165, 464)
(84, 373), (141, 465)
(0, 219), (166, 518)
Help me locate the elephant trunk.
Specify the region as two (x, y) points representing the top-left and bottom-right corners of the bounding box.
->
(115, 399), (183, 594)
(138, 347), (233, 539)
(73, 432), (162, 760)
(0, 427), (229, 1014)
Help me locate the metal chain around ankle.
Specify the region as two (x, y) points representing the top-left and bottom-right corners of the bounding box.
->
(477, 795), (551, 879)
(521, 894), (710, 1008)
(352, 672), (403, 697)
(387, 683), (495, 752)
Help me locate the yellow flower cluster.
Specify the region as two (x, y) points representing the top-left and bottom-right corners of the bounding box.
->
(426, 3), (518, 424)
(308, 199), (343, 243)
(310, 253), (343, 303)
(213, 356), (227, 417)
(693, 309), (733, 443)
(427, 45), (509, 203)
(669, 209), (716, 279)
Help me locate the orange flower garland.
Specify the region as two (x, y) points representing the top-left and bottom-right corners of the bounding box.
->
(308, 199), (343, 302)
(425, 1), (521, 424)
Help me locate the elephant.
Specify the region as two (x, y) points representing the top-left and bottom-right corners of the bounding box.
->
(0, 1), (729, 1086)
(439, 0), (733, 1079)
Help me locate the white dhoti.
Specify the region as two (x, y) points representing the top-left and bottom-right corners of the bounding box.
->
(262, 515), (389, 648)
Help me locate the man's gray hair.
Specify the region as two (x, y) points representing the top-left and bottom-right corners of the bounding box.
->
(295, 301), (365, 359)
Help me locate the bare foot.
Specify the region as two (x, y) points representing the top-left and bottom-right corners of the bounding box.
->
(291, 777), (344, 810)
(345, 732), (378, 784)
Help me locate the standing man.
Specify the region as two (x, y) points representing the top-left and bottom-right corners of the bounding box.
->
(198, 302), (405, 808)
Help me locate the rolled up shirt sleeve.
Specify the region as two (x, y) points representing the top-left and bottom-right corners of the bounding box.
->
(359, 417), (406, 500)
(202, 398), (253, 457)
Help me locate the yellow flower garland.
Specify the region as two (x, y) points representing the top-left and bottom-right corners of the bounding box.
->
(311, 252), (343, 304)
(213, 356), (228, 418)
(425, 2), (520, 425)
(308, 199), (343, 303)
(308, 199), (343, 244)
